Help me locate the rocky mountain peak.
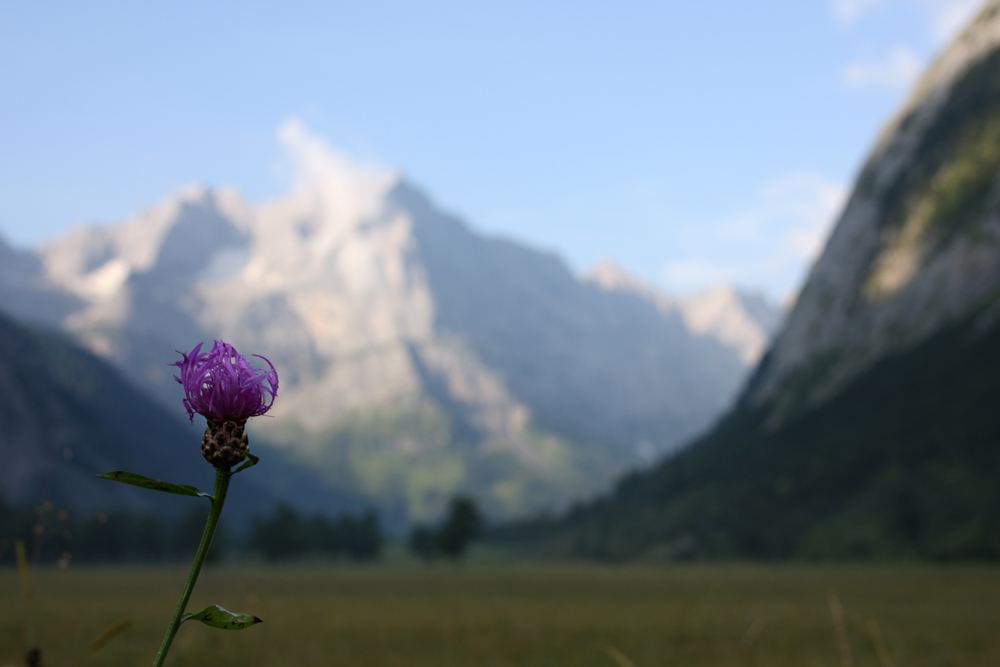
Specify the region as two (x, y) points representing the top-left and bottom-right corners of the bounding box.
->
(679, 285), (782, 365)
(38, 185), (250, 300)
(2, 125), (781, 520)
(585, 260), (667, 299)
(530, 2), (1000, 561)
(745, 0), (1000, 426)
(584, 261), (781, 366)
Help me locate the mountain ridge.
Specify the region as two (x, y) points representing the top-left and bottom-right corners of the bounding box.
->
(513, 0), (1000, 560)
(745, 0), (1000, 428)
(2, 136), (780, 521)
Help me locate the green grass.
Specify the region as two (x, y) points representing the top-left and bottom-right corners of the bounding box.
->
(3, 563), (1000, 667)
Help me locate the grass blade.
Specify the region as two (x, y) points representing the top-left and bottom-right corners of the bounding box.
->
(828, 590), (854, 667)
(866, 616), (896, 667)
(89, 618), (133, 651)
(606, 646), (638, 667)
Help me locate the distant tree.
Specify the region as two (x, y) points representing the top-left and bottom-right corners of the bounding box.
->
(307, 513), (337, 555)
(129, 512), (170, 561)
(340, 510), (382, 561)
(176, 505), (227, 563)
(0, 503), (237, 564)
(175, 505), (209, 554)
(246, 505), (383, 562)
(436, 496), (483, 560)
(408, 524), (438, 562)
(0, 493), (9, 537)
(248, 504), (305, 561)
(78, 511), (133, 561)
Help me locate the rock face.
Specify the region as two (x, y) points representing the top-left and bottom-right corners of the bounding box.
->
(2, 125), (778, 520)
(0, 235), (81, 329)
(586, 262), (781, 366)
(527, 0), (1000, 560)
(745, 0), (1000, 427)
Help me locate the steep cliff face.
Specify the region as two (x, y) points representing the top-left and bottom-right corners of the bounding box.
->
(2, 133), (777, 520)
(746, 0), (1000, 426)
(522, 1), (1000, 560)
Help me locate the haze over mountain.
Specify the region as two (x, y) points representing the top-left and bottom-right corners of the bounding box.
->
(0, 123), (779, 521)
(528, 0), (1000, 560)
(0, 309), (297, 521)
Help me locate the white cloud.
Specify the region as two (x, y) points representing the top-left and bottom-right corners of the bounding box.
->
(276, 118), (398, 223)
(661, 173), (848, 301)
(843, 45), (924, 89)
(923, 0), (983, 43)
(832, 0), (985, 43)
(277, 118), (394, 188)
(834, 2), (983, 95)
(833, 0), (887, 23)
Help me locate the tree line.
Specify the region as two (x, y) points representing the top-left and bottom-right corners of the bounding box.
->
(0, 496), (383, 565)
(407, 496), (483, 561)
(247, 504), (381, 561)
(1, 494), (487, 566)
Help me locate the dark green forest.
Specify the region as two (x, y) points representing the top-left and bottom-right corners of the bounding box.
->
(496, 306), (1000, 561)
(0, 499), (383, 564)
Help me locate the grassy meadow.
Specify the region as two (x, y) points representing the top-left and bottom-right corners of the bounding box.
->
(2, 562), (1000, 667)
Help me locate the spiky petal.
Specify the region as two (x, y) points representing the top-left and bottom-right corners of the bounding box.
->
(172, 341), (279, 423)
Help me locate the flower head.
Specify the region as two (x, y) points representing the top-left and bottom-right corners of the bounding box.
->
(172, 340), (279, 424)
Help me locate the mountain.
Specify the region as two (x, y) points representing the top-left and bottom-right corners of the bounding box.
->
(679, 285), (782, 366)
(745, 1), (1000, 429)
(0, 305), (372, 528)
(0, 310), (236, 515)
(586, 262), (782, 366)
(0, 234), (81, 329)
(519, 0), (1000, 560)
(0, 128), (778, 521)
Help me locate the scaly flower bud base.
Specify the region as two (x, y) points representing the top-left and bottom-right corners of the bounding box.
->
(202, 418), (250, 470)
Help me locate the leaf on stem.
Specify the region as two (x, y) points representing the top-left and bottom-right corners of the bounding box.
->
(96, 471), (212, 499)
(181, 605), (263, 630)
(232, 452), (260, 475)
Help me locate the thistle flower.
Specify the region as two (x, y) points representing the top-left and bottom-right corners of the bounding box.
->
(172, 340), (279, 469)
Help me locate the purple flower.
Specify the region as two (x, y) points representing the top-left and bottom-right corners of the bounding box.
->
(172, 340), (279, 423)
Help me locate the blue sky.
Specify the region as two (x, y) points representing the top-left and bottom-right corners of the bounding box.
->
(0, 0), (985, 301)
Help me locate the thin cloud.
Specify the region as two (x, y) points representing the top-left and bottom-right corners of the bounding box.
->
(662, 173), (847, 301)
(924, 0), (984, 43)
(843, 45), (923, 89)
(832, 0), (985, 43)
(275, 118), (398, 224)
(833, 0), (887, 23)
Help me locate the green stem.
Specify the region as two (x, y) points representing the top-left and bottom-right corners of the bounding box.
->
(151, 468), (231, 667)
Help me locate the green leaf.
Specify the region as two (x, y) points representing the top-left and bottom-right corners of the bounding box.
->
(96, 471), (211, 499)
(181, 605), (263, 630)
(232, 451), (260, 475)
